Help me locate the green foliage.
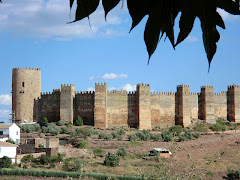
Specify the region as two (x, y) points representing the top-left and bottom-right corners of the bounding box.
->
(39, 144), (44, 148)
(42, 117), (48, 123)
(179, 134), (186, 142)
(136, 130), (151, 141)
(184, 130), (193, 140)
(75, 141), (89, 149)
(209, 123), (226, 132)
(21, 124), (34, 133)
(227, 169), (240, 180)
(117, 128), (125, 135)
(169, 125), (183, 136)
(104, 134), (113, 140)
(75, 116), (83, 126)
(111, 131), (118, 139)
(71, 127), (94, 139)
(127, 141), (142, 147)
(150, 133), (162, 141)
(49, 162), (56, 168)
(33, 124), (41, 131)
(23, 164), (28, 169)
(57, 120), (65, 126)
(69, 0), (240, 66)
(65, 123), (71, 128)
(117, 147), (127, 158)
(193, 132), (200, 139)
(33, 154), (50, 165)
(62, 158), (84, 172)
(161, 131), (173, 142)
(60, 127), (68, 134)
(93, 148), (106, 158)
(98, 132), (107, 139)
(42, 124), (61, 136)
(128, 133), (137, 142)
(6, 138), (15, 144)
(193, 122), (209, 132)
(117, 135), (123, 141)
(22, 154), (34, 163)
(0, 156), (12, 169)
(104, 153), (120, 167)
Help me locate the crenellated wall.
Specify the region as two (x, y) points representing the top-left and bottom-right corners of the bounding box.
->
(12, 67), (240, 129)
(74, 91), (95, 125)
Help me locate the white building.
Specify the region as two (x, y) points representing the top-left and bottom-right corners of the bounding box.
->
(0, 141), (18, 163)
(0, 123), (20, 144)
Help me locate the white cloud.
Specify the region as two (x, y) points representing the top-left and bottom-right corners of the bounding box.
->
(0, 94), (11, 106)
(0, 0), (126, 40)
(101, 73), (128, 80)
(186, 35), (199, 43)
(121, 84), (136, 91)
(89, 73), (128, 81)
(87, 87), (94, 91)
(0, 110), (11, 118)
(217, 8), (239, 22)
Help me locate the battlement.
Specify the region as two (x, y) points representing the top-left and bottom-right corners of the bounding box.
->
(128, 91), (136, 95)
(137, 83), (150, 87)
(159, 92), (175, 95)
(190, 92), (199, 95)
(228, 85), (240, 89)
(215, 92), (227, 96)
(95, 82), (107, 86)
(75, 91), (95, 95)
(61, 84), (74, 87)
(108, 90), (127, 94)
(177, 85), (190, 88)
(41, 91), (57, 95)
(13, 67), (40, 71)
(201, 85), (214, 89)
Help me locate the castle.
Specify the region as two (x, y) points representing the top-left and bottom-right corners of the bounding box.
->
(12, 68), (240, 129)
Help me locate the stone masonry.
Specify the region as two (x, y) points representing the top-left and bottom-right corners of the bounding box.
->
(12, 68), (240, 128)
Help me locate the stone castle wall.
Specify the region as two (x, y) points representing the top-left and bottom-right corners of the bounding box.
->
(12, 68), (240, 127)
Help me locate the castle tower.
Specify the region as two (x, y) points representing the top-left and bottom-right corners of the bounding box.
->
(12, 68), (41, 123)
(227, 85), (240, 122)
(60, 84), (75, 124)
(94, 83), (107, 128)
(136, 84), (151, 130)
(176, 85), (191, 127)
(199, 86), (215, 124)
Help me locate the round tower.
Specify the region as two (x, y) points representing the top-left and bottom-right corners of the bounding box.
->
(12, 68), (41, 123)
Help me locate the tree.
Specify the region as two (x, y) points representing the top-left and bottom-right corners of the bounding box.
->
(68, 0), (240, 69)
(0, 156), (12, 169)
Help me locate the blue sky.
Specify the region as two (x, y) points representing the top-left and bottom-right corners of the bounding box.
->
(0, 0), (240, 122)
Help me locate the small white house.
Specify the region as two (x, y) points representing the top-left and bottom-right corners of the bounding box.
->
(0, 141), (18, 163)
(0, 123), (20, 144)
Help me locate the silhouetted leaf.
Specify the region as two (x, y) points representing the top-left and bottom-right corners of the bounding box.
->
(102, 0), (120, 20)
(127, 0), (152, 32)
(73, 0), (99, 22)
(218, 0), (240, 15)
(70, 0), (75, 10)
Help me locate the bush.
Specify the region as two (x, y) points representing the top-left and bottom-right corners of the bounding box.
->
(21, 124), (34, 133)
(104, 153), (120, 167)
(227, 169), (240, 180)
(93, 148), (106, 157)
(179, 134), (186, 142)
(62, 158), (84, 172)
(0, 156), (12, 169)
(22, 154), (34, 163)
(71, 127), (94, 139)
(39, 144), (44, 148)
(57, 120), (65, 126)
(117, 135), (123, 141)
(111, 131), (119, 139)
(75, 116), (83, 126)
(128, 134), (137, 142)
(117, 147), (127, 158)
(184, 130), (193, 140)
(209, 123), (226, 132)
(33, 154), (50, 165)
(117, 129), (125, 135)
(65, 123), (71, 128)
(6, 138), (15, 144)
(161, 131), (173, 142)
(33, 124), (41, 131)
(42, 117), (48, 123)
(75, 142), (89, 149)
(193, 132), (200, 139)
(98, 132), (107, 139)
(42, 125), (60, 136)
(136, 131), (151, 141)
(150, 133), (162, 141)
(60, 127), (68, 134)
(193, 123), (208, 132)
(169, 125), (183, 136)
(23, 164), (28, 169)
(104, 134), (113, 140)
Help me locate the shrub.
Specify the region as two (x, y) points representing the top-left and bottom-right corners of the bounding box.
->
(21, 124), (34, 133)
(104, 153), (120, 167)
(23, 164), (28, 169)
(0, 156), (12, 169)
(33, 154), (50, 165)
(33, 124), (41, 131)
(60, 127), (68, 134)
(161, 131), (173, 142)
(225, 121), (232, 126)
(117, 135), (123, 141)
(179, 134), (186, 142)
(184, 130), (193, 140)
(193, 123), (208, 132)
(22, 154), (34, 163)
(75, 141), (89, 149)
(57, 120), (65, 126)
(98, 132), (107, 139)
(128, 134), (137, 142)
(42, 117), (48, 123)
(93, 148), (106, 157)
(104, 134), (113, 140)
(62, 158), (84, 172)
(209, 123), (226, 132)
(71, 127), (94, 139)
(65, 123), (71, 128)
(169, 125), (183, 136)
(39, 144), (44, 148)
(150, 133), (162, 141)
(111, 131), (119, 139)
(227, 169), (240, 180)
(49, 163), (56, 168)
(117, 147), (127, 158)
(136, 131), (151, 141)
(193, 132), (200, 139)
(117, 129), (125, 135)
(75, 116), (83, 126)
(6, 138), (15, 144)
